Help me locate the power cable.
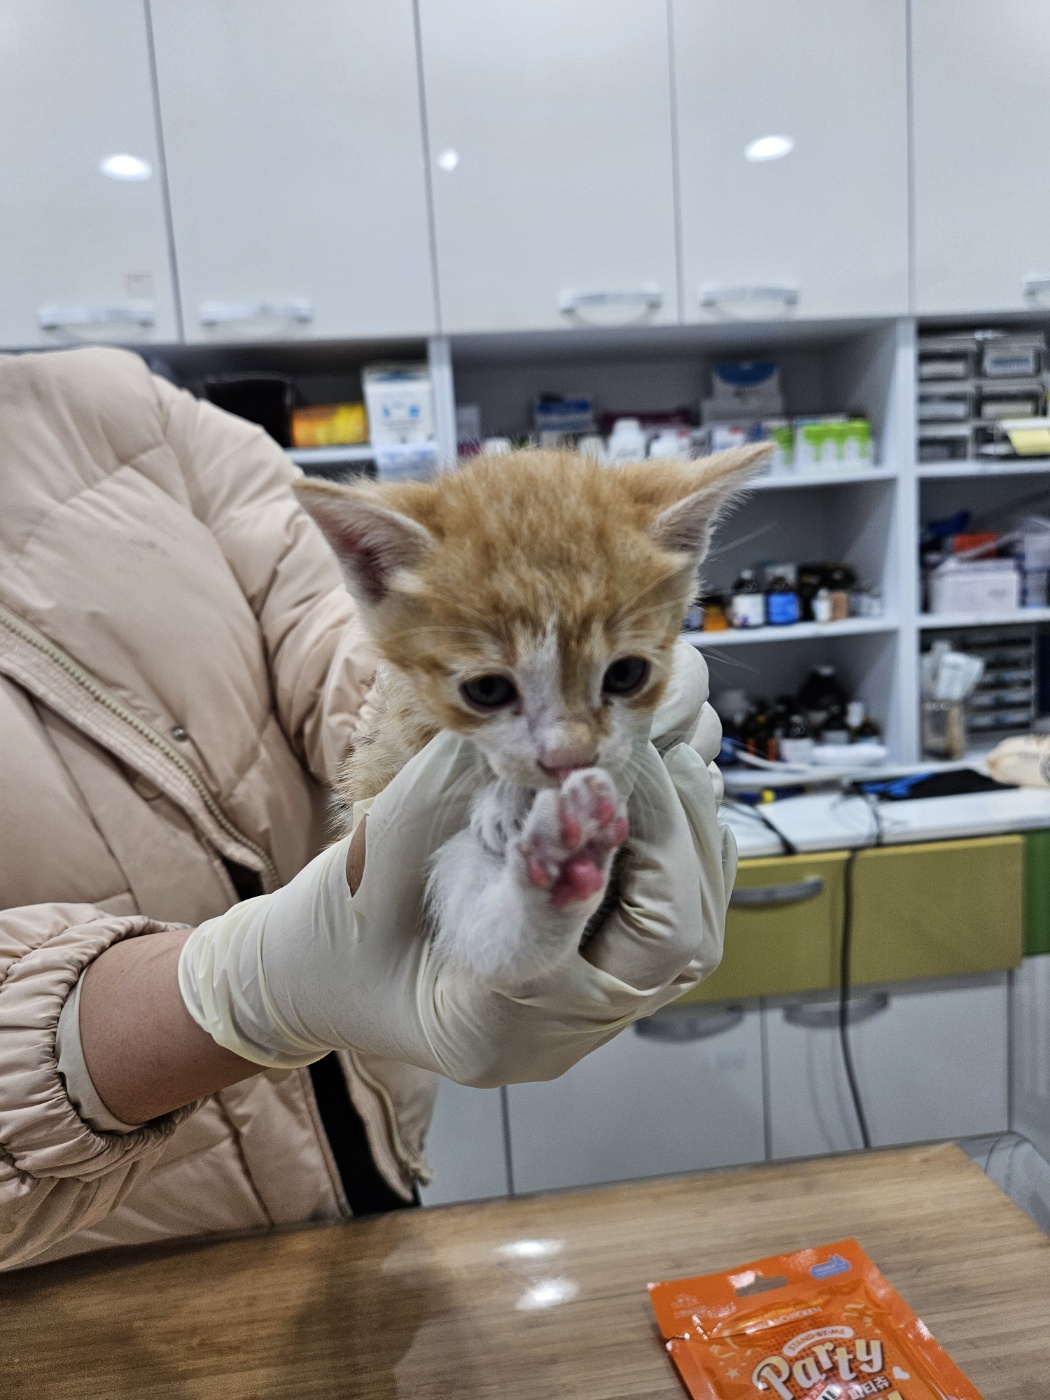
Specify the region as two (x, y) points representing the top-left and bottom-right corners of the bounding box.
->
(837, 792), (884, 1151)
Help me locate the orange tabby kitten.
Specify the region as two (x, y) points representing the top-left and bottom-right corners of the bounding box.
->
(296, 444), (769, 984)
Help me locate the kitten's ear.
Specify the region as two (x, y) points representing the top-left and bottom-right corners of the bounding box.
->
(637, 443), (773, 564)
(294, 479), (433, 604)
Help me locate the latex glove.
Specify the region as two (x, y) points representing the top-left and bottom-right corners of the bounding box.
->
(179, 721), (735, 1090)
(653, 638), (726, 801)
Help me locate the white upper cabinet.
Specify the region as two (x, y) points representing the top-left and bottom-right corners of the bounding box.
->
(913, 1), (1050, 315)
(0, 1), (177, 349)
(418, 0), (679, 335)
(149, 0), (435, 342)
(672, 0), (909, 323)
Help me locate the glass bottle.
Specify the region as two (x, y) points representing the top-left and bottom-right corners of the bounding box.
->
(779, 712), (815, 765)
(700, 591), (729, 631)
(799, 664), (848, 733)
(827, 564), (855, 622)
(766, 574), (801, 626)
(730, 569), (766, 628)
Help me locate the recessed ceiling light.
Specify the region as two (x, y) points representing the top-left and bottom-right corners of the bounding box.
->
(99, 153), (153, 181)
(436, 148), (460, 172)
(744, 134), (794, 163)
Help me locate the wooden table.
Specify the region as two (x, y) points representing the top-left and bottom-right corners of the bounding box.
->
(5, 1142), (1050, 1398)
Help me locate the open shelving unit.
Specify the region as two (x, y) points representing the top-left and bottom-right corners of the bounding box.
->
(444, 317), (921, 760)
(155, 313), (1050, 767)
(685, 618), (899, 647)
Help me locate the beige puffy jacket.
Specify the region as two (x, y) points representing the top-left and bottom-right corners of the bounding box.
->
(0, 347), (437, 1271)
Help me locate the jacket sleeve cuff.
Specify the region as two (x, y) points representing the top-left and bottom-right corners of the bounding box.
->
(55, 977), (142, 1135)
(0, 906), (197, 1182)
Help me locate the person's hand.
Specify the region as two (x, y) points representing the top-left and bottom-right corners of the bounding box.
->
(652, 637), (727, 799)
(178, 645), (735, 1087)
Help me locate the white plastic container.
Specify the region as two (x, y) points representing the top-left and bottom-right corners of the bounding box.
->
(647, 429), (691, 461)
(1018, 515), (1050, 607)
(606, 418), (648, 465)
(928, 557), (1020, 615)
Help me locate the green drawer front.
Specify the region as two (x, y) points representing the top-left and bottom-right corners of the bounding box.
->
(1024, 829), (1050, 956)
(680, 851), (848, 1004)
(850, 835), (1023, 985)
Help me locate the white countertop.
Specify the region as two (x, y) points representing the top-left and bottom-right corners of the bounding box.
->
(723, 784), (1050, 859)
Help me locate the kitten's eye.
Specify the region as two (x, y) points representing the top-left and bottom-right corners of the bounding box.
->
(460, 674), (519, 710)
(602, 656), (650, 696)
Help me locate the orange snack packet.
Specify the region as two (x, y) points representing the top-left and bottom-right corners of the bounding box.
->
(649, 1239), (981, 1399)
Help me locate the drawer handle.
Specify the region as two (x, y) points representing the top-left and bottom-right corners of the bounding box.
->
(1023, 275), (1050, 299)
(698, 283), (799, 313)
(730, 876), (824, 908)
(557, 287), (662, 318)
(784, 993), (888, 1030)
(38, 302), (155, 331)
(198, 298), (314, 327)
(635, 1004), (744, 1042)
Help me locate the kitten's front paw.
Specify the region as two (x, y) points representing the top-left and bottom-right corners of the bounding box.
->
(516, 769), (628, 908)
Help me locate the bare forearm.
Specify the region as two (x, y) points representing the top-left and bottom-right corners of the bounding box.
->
(77, 826), (369, 1127)
(78, 928), (260, 1125)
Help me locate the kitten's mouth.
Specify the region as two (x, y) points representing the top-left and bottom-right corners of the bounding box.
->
(537, 761), (597, 785)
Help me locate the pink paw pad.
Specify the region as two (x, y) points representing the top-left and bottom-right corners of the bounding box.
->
(517, 768), (629, 907)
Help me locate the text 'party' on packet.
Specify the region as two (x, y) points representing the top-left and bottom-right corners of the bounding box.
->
(648, 1238), (980, 1399)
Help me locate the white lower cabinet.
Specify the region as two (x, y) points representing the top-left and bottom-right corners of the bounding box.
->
(419, 1080), (509, 1207)
(766, 975), (1010, 1160)
(505, 1004), (766, 1194)
(1011, 955), (1050, 1164)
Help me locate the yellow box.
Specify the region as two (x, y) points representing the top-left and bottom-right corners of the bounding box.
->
(291, 402), (368, 448)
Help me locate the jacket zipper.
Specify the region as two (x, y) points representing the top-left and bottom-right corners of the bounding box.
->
(347, 1048), (434, 1186)
(0, 601), (279, 888)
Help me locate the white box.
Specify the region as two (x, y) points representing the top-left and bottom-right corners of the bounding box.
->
(362, 363), (434, 446)
(929, 557), (1020, 615)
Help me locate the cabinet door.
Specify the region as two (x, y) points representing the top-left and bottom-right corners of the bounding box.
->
(419, 1081), (508, 1206)
(913, 1), (1050, 315)
(1011, 955), (1050, 1165)
(506, 1005), (765, 1194)
(672, 0), (909, 322)
(0, 0), (177, 348)
(419, 0), (678, 334)
(852, 836), (1023, 985)
(150, 0), (435, 342)
(681, 851), (847, 1005)
(767, 975), (1009, 1160)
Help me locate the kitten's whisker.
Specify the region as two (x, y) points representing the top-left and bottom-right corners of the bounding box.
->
(701, 649), (763, 679)
(703, 519), (777, 562)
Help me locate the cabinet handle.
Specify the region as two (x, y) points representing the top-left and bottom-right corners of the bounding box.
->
(635, 1004), (744, 1042)
(198, 298), (314, 327)
(557, 287), (662, 318)
(38, 303), (155, 331)
(730, 876), (824, 908)
(783, 993), (888, 1030)
(698, 283), (799, 313)
(1023, 275), (1050, 300)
